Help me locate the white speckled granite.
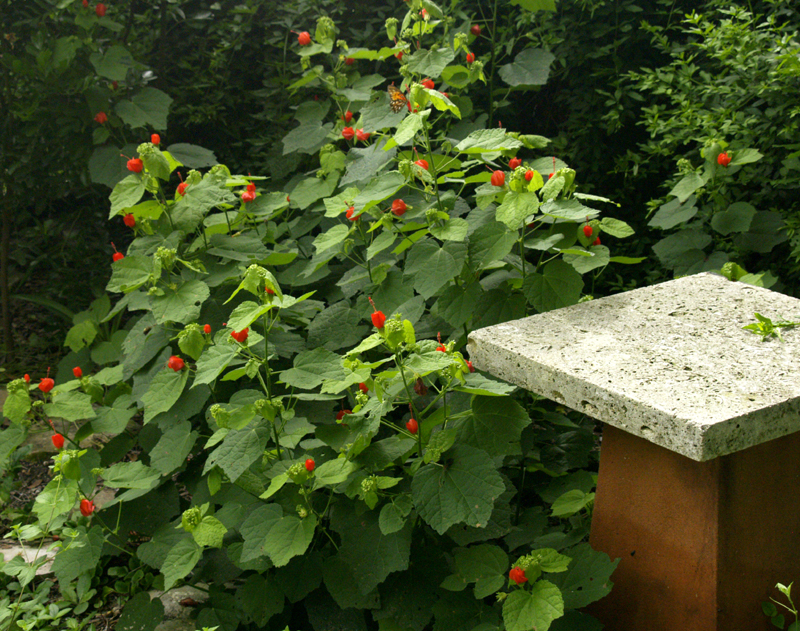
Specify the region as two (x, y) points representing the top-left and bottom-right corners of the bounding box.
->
(467, 273), (800, 461)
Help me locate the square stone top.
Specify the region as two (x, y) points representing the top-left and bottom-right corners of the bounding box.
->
(467, 273), (800, 461)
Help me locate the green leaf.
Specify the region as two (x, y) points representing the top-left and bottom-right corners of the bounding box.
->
(503, 581), (564, 631)
(226, 301), (273, 332)
(149, 280), (210, 325)
(116, 591), (165, 631)
(203, 425), (270, 482)
(353, 172), (406, 213)
(468, 222), (518, 268)
(563, 246), (610, 274)
(523, 259), (584, 312)
(598, 217), (634, 238)
(172, 176), (237, 232)
(367, 231), (397, 261)
(406, 47), (456, 77)
(498, 48), (555, 86)
(0, 425), (27, 473)
(236, 574), (284, 627)
(669, 172), (709, 203)
(44, 390), (96, 422)
(192, 515), (227, 548)
(509, 0), (557, 10)
(52, 526), (104, 585)
(280, 348), (346, 389)
(90, 45), (134, 81)
(730, 148), (764, 165)
(711, 201), (756, 235)
(115, 88), (173, 130)
(456, 372), (517, 396)
(33, 478), (79, 526)
(241, 504), (317, 567)
(652, 229), (711, 269)
(735, 211), (788, 254)
(405, 240), (466, 299)
(150, 422), (197, 475)
(394, 112), (424, 146)
(551, 490), (594, 518)
(435, 282), (482, 328)
(497, 192), (540, 230)
(314, 459), (359, 486)
(167, 143), (218, 168)
(456, 396), (530, 458)
(549, 543), (619, 609)
(107, 255), (153, 293)
(313, 225), (350, 254)
(103, 462), (160, 489)
(208, 234), (270, 262)
(455, 129), (524, 154)
(161, 537), (202, 590)
(540, 199), (598, 222)
(178, 327), (205, 361)
(141, 367), (189, 424)
(193, 343), (240, 388)
(109, 175), (147, 217)
(431, 217), (470, 241)
(412, 445), (504, 534)
(455, 544), (508, 582)
(648, 196), (698, 230)
(2, 390), (31, 424)
(379, 502), (408, 535)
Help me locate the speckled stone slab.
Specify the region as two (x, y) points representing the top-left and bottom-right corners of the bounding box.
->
(467, 273), (800, 461)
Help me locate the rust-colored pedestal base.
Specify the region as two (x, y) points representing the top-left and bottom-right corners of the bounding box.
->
(588, 425), (800, 631)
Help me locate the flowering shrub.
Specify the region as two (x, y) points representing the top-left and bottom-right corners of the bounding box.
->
(0, 1), (641, 629)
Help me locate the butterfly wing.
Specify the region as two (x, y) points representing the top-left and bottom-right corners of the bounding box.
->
(388, 85), (407, 113)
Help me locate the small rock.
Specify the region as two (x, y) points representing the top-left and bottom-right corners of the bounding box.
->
(149, 584), (208, 620)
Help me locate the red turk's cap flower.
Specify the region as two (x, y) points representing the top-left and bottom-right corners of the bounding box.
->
(297, 31), (311, 46)
(491, 170), (505, 187)
(203, 324), (212, 334)
(127, 158), (143, 173)
(96, 3), (106, 17)
(717, 152), (732, 167)
(593, 237), (601, 246)
(369, 296), (386, 329)
(82, 0), (89, 6)
(80, 499), (95, 517)
(177, 182), (188, 196)
(436, 344), (447, 352)
(467, 361), (475, 373)
(395, 51), (404, 60)
(151, 133), (160, 145)
(52, 433), (65, 449)
(406, 418), (418, 434)
(336, 409), (352, 421)
(342, 127), (355, 141)
(72, 367), (83, 379)
(470, 24), (481, 36)
(358, 382), (368, 394)
(266, 287), (275, 295)
(241, 190), (256, 203)
(247, 182), (256, 193)
(583, 225), (593, 238)
(123, 213), (135, 228)
(94, 111), (107, 124)
(421, 78), (435, 90)
(524, 170), (534, 182)
(305, 458), (315, 472)
(39, 378), (55, 393)
(466, 52), (475, 64)
(509, 157), (522, 170)
(414, 159), (429, 171)
(112, 252), (124, 262)
(345, 57), (354, 66)
(231, 328), (249, 343)
(391, 199), (407, 216)
(24, 374), (30, 383)
(356, 129), (371, 142)
(342, 110), (353, 123)
(346, 206), (360, 221)
(167, 356), (184, 371)
(509, 567), (528, 584)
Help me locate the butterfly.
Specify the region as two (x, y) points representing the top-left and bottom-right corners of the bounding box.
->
(388, 84), (408, 113)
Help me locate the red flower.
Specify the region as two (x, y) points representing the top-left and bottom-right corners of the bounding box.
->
(82, 0), (88, 6)
(406, 418), (418, 434)
(23, 374), (30, 383)
(491, 170), (505, 187)
(112, 252), (124, 262)
(230, 328), (249, 343)
(436, 344), (447, 352)
(583, 225), (593, 238)
(297, 31), (311, 46)
(52, 434), (65, 449)
(177, 182), (188, 196)
(342, 126), (355, 141)
(305, 458), (316, 472)
(346, 206), (360, 221)
(72, 367), (83, 379)
(509, 567), (528, 584)
(358, 382), (369, 394)
(203, 324), (212, 334)
(466, 361), (475, 373)
(242, 190), (256, 203)
(391, 199), (407, 216)
(123, 213), (135, 228)
(151, 133), (160, 145)
(336, 409), (351, 421)
(345, 57), (355, 66)
(167, 356), (184, 371)
(127, 158), (143, 173)
(39, 378), (55, 393)
(369, 296), (386, 329)
(266, 287), (275, 295)
(342, 110), (353, 123)
(717, 152), (731, 167)
(421, 78), (435, 90)
(593, 237), (601, 246)
(509, 157), (522, 170)
(95, 3), (106, 17)
(93, 111), (107, 124)
(395, 51), (404, 61)
(470, 24), (481, 36)
(420, 9), (428, 18)
(80, 499), (95, 517)
(524, 170), (534, 182)
(247, 182), (256, 193)
(466, 52), (475, 64)
(356, 129), (371, 142)
(414, 159), (429, 171)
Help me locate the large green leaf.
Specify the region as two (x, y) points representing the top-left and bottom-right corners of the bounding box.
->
(161, 537), (202, 590)
(549, 543), (619, 609)
(509, 0), (557, 10)
(497, 192), (540, 230)
(280, 348), (346, 389)
(236, 574), (284, 628)
(52, 526), (104, 585)
(106, 255), (153, 293)
(468, 222), (518, 268)
(648, 195), (698, 230)
(522, 259), (583, 312)
(652, 229), (711, 269)
(116, 591), (165, 631)
(406, 47), (456, 77)
(456, 396), (530, 457)
(115, 88), (173, 130)
(412, 445), (504, 534)
(33, 478), (78, 526)
(498, 48), (555, 86)
(149, 280), (209, 325)
(240, 504), (317, 567)
(109, 175), (147, 217)
(711, 201), (756, 236)
(562, 245), (610, 274)
(103, 462), (160, 489)
(141, 366), (189, 424)
(150, 421), (197, 475)
(455, 129), (524, 154)
(90, 45), (134, 81)
(502, 581), (564, 631)
(405, 240), (467, 299)
(353, 171), (406, 212)
(193, 343), (240, 387)
(203, 425), (270, 482)
(44, 390), (96, 422)
(166, 143), (218, 168)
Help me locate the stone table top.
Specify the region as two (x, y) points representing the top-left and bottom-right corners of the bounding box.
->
(467, 273), (800, 461)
